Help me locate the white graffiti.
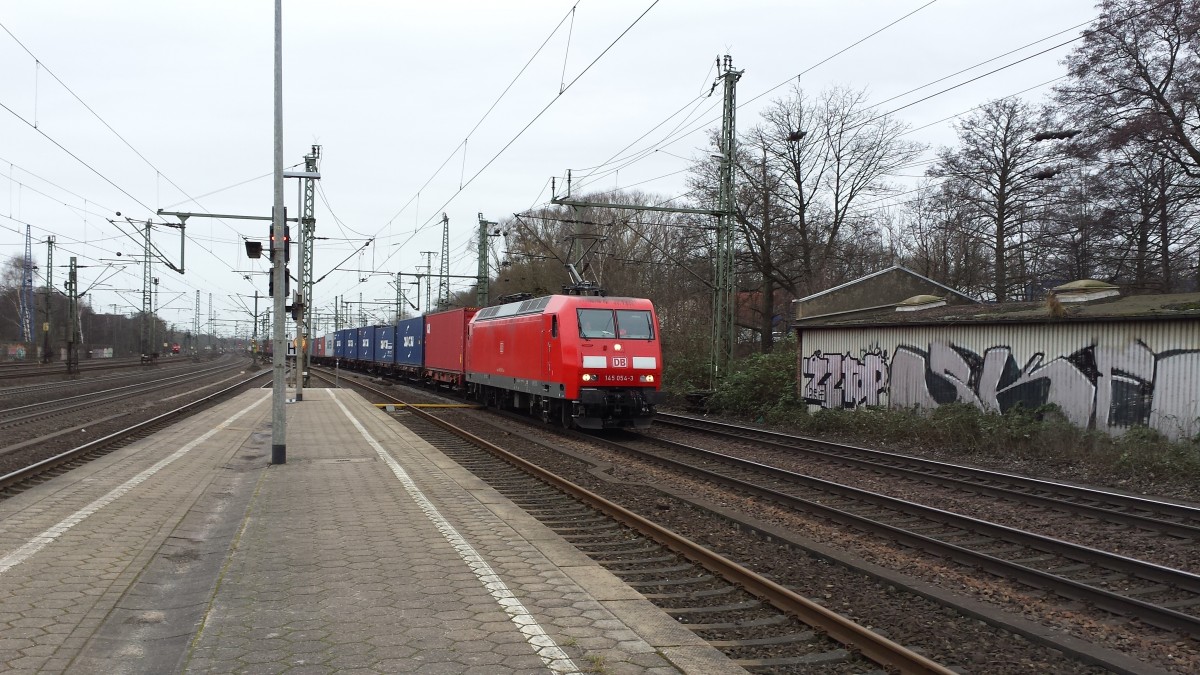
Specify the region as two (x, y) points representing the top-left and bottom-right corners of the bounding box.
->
(808, 339), (1200, 440)
(802, 350), (889, 408)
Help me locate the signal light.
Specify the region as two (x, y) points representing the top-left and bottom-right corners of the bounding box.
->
(639, 375), (655, 383)
(268, 224), (291, 263)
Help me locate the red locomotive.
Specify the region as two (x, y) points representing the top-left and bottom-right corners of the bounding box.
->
(466, 294), (663, 429)
(313, 293), (665, 429)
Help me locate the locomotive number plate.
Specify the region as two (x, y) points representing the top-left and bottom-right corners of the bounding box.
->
(603, 374), (635, 382)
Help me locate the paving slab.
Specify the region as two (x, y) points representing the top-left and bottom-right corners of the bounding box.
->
(0, 387), (743, 674)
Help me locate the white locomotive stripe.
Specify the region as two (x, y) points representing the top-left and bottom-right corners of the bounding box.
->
(582, 355), (606, 368)
(632, 356), (657, 369)
(0, 392), (270, 575)
(329, 391), (581, 674)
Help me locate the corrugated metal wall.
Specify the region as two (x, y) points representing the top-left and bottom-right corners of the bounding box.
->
(798, 320), (1200, 440)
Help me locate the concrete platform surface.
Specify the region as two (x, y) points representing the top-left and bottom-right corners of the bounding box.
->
(0, 387), (742, 674)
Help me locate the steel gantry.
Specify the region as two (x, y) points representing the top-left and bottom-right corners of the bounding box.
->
(20, 224), (35, 345)
(438, 213), (451, 310)
(711, 55), (743, 383)
(476, 213), (501, 307)
(300, 145), (320, 392)
(42, 236), (55, 363)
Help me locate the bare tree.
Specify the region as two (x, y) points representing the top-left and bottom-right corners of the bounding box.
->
(688, 84), (922, 350)
(893, 180), (992, 298)
(1055, 0), (1200, 178)
(761, 86), (923, 292)
(927, 98), (1066, 301)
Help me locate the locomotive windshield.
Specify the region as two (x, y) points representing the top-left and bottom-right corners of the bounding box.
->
(615, 310), (654, 339)
(577, 309), (654, 340)
(578, 309), (616, 338)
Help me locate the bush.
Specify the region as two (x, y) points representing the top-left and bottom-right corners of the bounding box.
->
(706, 338), (799, 417)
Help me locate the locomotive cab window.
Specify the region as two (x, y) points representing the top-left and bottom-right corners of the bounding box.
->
(615, 310), (654, 339)
(577, 309), (616, 338)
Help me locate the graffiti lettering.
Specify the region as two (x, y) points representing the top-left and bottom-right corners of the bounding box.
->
(803, 339), (1199, 440)
(802, 350), (889, 408)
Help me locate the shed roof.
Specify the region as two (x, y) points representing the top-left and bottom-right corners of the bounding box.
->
(792, 265), (979, 304)
(793, 291), (1200, 329)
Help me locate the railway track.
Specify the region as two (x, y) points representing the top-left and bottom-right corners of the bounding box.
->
(609, 427), (1200, 639)
(0, 370), (269, 497)
(0, 355), (170, 381)
(0, 358), (200, 400)
(655, 413), (1200, 541)
(0, 362), (247, 433)
(311, 370), (961, 674)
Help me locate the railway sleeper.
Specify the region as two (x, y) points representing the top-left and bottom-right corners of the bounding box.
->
(681, 614), (792, 631)
(666, 600), (764, 614)
(706, 631), (818, 648)
(735, 649), (856, 669)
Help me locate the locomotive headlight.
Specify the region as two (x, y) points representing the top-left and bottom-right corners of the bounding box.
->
(582, 373), (594, 382)
(639, 374), (655, 383)
(613, 343), (623, 351)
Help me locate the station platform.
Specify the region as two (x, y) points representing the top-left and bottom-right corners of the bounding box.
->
(0, 388), (741, 674)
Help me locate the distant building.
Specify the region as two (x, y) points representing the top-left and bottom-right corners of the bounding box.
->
(792, 275), (1200, 441)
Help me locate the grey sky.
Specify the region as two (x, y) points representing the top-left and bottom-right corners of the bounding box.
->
(1, 0), (1097, 336)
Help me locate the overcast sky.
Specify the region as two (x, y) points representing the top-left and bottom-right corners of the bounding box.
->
(1, 0), (1099, 338)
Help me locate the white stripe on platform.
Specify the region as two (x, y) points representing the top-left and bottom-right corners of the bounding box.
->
(0, 392), (270, 575)
(329, 390), (581, 675)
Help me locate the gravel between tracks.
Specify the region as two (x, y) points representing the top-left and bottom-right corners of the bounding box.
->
(439, 408), (1170, 674)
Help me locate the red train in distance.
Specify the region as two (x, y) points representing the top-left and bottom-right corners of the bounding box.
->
(466, 295), (663, 429)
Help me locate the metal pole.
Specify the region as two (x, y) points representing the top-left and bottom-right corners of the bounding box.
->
(710, 55), (741, 387)
(294, 168), (304, 402)
(301, 146), (319, 395)
(67, 257), (78, 375)
(438, 213), (450, 309)
(271, 0), (287, 464)
(142, 221), (153, 358)
(42, 236), (55, 363)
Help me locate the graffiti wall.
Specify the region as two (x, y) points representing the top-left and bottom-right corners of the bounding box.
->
(800, 324), (1200, 440)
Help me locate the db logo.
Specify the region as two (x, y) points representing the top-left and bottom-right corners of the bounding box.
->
(612, 357), (628, 368)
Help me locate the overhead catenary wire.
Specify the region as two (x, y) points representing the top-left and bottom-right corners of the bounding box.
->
(571, 6), (1104, 202)
(378, 1), (585, 231)
(560, 0), (949, 199)
(350, 0), (663, 299)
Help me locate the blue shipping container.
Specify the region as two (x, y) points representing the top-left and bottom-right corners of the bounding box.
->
(345, 328), (359, 360)
(373, 325), (396, 364)
(333, 330), (346, 359)
(396, 316), (425, 369)
(357, 327), (374, 363)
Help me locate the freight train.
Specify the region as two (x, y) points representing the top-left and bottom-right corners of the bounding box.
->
(310, 294), (664, 429)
